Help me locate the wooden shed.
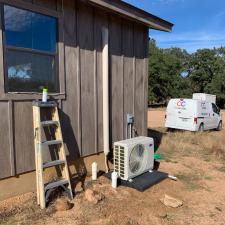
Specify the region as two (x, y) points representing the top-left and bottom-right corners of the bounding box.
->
(0, 0), (173, 181)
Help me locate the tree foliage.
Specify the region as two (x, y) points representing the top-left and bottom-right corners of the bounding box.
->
(148, 39), (225, 108)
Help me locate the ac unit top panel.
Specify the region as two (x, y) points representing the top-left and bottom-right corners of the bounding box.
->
(114, 136), (154, 148)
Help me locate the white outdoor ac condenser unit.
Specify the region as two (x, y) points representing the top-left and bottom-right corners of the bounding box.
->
(113, 136), (154, 181)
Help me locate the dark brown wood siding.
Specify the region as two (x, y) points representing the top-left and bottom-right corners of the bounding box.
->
(0, 0), (149, 179)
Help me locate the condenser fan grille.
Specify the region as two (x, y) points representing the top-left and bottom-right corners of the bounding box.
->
(129, 144), (144, 174)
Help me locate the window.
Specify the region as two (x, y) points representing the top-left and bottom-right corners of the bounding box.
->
(3, 5), (58, 92)
(212, 103), (220, 115)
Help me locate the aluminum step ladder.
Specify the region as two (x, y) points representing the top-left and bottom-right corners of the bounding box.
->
(32, 101), (73, 209)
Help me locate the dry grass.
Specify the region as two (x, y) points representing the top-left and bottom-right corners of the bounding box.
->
(148, 128), (225, 200)
(156, 129), (225, 162)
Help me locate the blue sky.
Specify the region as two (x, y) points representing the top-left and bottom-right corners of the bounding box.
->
(124, 0), (225, 53)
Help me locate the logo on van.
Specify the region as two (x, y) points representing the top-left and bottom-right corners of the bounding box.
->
(177, 99), (186, 107)
(201, 102), (206, 109)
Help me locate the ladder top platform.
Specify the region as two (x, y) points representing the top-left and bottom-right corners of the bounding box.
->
(32, 101), (57, 107)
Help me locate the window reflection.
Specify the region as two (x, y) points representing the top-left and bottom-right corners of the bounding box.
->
(7, 50), (57, 92)
(8, 63), (32, 79)
(4, 5), (57, 53)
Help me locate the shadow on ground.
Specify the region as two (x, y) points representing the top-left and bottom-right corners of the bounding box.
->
(147, 128), (166, 152)
(147, 128), (168, 170)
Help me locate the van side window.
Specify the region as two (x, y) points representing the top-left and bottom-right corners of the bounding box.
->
(212, 103), (219, 114)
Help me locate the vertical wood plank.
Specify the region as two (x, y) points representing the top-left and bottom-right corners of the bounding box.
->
(143, 28), (149, 136)
(0, 101), (12, 178)
(110, 15), (124, 143)
(14, 101), (35, 174)
(134, 24), (146, 136)
(0, 12), (5, 97)
(56, 0), (62, 12)
(122, 20), (134, 138)
(61, 0), (81, 159)
(78, 2), (96, 156)
(8, 100), (15, 176)
(58, 15), (66, 95)
(93, 48), (98, 153)
(94, 11), (108, 152)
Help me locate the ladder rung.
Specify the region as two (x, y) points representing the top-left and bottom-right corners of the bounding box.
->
(41, 140), (62, 146)
(43, 160), (65, 169)
(41, 120), (59, 127)
(45, 179), (69, 191)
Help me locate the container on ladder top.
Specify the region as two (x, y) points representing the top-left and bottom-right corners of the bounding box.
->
(42, 88), (48, 103)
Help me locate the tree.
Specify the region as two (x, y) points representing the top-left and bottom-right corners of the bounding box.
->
(148, 39), (191, 104)
(148, 42), (225, 108)
(188, 49), (217, 93)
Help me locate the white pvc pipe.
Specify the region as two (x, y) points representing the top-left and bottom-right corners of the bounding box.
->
(168, 175), (178, 181)
(102, 27), (110, 172)
(111, 172), (118, 188)
(92, 162), (98, 181)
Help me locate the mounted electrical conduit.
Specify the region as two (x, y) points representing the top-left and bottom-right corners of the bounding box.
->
(102, 26), (110, 173)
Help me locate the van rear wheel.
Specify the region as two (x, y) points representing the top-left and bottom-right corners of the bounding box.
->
(216, 121), (222, 131)
(199, 124), (204, 132)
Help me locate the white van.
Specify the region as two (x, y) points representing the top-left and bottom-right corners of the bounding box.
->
(165, 94), (222, 132)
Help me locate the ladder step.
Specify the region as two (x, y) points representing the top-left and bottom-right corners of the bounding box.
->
(43, 160), (65, 169)
(41, 120), (59, 127)
(41, 140), (63, 146)
(33, 101), (57, 108)
(45, 179), (69, 191)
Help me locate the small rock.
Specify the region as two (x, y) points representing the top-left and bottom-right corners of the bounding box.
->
(98, 176), (110, 184)
(158, 212), (167, 218)
(55, 198), (74, 211)
(85, 189), (104, 204)
(160, 194), (183, 208)
(75, 181), (84, 193)
(215, 206), (222, 212)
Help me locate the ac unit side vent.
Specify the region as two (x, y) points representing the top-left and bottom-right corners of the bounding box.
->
(114, 145), (125, 179)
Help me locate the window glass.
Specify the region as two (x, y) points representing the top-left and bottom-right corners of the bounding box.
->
(7, 49), (57, 92)
(212, 103), (219, 114)
(3, 5), (58, 92)
(4, 5), (57, 53)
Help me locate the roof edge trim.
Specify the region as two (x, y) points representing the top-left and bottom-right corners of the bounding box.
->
(88, 0), (174, 32)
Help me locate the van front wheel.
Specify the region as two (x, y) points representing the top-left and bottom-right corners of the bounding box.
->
(216, 121), (222, 131)
(199, 124), (204, 132)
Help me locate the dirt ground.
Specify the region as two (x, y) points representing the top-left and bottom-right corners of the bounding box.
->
(148, 108), (166, 128)
(1, 110), (225, 225)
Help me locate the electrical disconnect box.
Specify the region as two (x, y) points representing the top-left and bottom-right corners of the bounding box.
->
(126, 114), (134, 139)
(127, 114), (134, 124)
